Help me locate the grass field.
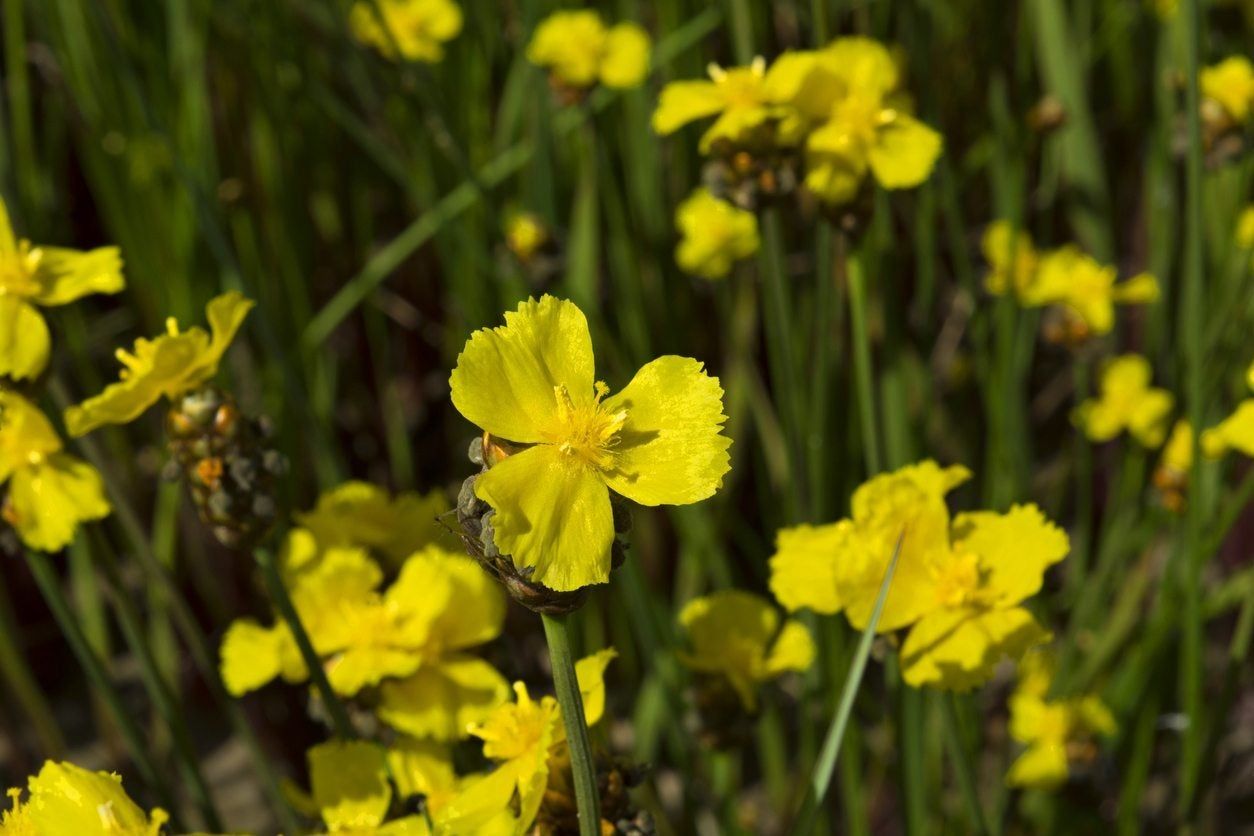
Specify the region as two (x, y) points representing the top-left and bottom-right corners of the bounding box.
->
(1, 0), (1253, 833)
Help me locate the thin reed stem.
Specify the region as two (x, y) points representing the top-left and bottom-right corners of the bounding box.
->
(942, 693), (991, 836)
(848, 251), (881, 476)
(254, 546), (357, 740)
(542, 612), (601, 836)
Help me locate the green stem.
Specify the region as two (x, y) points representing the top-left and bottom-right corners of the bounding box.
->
(1178, 0), (1206, 812)
(254, 547), (356, 740)
(0, 580), (65, 757)
(1068, 361), (1094, 599)
(541, 612), (601, 836)
(848, 251), (882, 477)
(22, 547), (181, 824)
(95, 545), (223, 831)
(795, 532), (904, 834)
(760, 209), (806, 518)
(941, 694), (990, 836)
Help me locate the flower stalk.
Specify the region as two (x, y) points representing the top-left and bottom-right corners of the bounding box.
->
(542, 611), (602, 836)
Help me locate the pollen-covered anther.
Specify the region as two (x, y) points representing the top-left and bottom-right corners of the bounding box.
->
(547, 382), (628, 470)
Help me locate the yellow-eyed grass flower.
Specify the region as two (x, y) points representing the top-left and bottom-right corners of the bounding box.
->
(0, 198), (124, 381)
(0, 391), (109, 552)
(527, 11), (650, 100)
(1006, 651), (1116, 789)
(349, 0), (463, 63)
(449, 295), (731, 595)
(674, 188), (760, 280)
(1073, 355), (1174, 447)
(64, 291), (253, 437)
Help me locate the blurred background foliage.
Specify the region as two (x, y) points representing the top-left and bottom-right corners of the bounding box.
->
(2, 0), (1254, 833)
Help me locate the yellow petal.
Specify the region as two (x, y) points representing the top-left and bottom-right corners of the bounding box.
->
(599, 23), (650, 89)
(804, 151), (868, 205)
(26, 762), (162, 834)
(526, 10), (606, 87)
(5, 453), (110, 552)
(308, 740), (391, 830)
(393, 546), (505, 651)
(436, 762), (526, 835)
(765, 619), (816, 677)
(1111, 271), (1159, 304)
(574, 648), (617, 727)
(1202, 400), (1254, 458)
(31, 246), (125, 306)
(769, 522), (846, 614)
(297, 482), (451, 566)
(377, 655), (510, 740)
(675, 188), (760, 280)
(601, 355), (731, 506)
(475, 443), (614, 591)
(219, 618), (304, 696)
(0, 391), (63, 482)
(901, 607), (1050, 691)
(327, 646), (424, 696)
(0, 298), (50, 381)
(0, 197), (16, 255)
(450, 296), (595, 444)
(981, 220), (1037, 297)
(822, 36), (899, 96)
(1201, 56), (1254, 124)
(1006, 741), (1069, 789)
(388, 737), (456, 807)
(868, 113), (942, 190)
(652, 80), (724, 135)
(763, 51), (840, 123)
(951, 504), (1069, 605)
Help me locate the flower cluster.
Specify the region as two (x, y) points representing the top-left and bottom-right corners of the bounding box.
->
(349, 0), (463, 63)
(770, 461), (1069, 690)
(982, 221), (1159, 342)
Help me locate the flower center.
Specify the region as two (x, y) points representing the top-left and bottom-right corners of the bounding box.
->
(475, 683), (552, 762)
(0, 240), (43, 298)
(932, 551), (984, 608)
(548, 382), (627, 470)
(710, 57), (767, 109)
(829, 92), (897, 152)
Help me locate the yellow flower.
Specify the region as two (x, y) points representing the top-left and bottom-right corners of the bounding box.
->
(770, 460), (971, 632)
(220, 545), (509, 739)
(449, 295), (731, 592)
(981, 221), (1039, 297)
(295, 741), (430, 834)
(1201, 56), (1254, 126)
(437, 650), (615, 835)
(1026, 246), (1158, 335)
(526, 11), (650, 91)
(1006, 651), (1116, 789)
(387, 737), (458, 816)
(1201, 400), (1254, 459)
(900, 504), (1068, 690)
(0, 391), (110, 552)
(677, 590), (814, 711)
(674, 188), (760, 280)
(3, 761), (167, 835)
(349, 0), (462, 63)
(0, 198), (124, 381)
(504, 212), (548, 264)
(295, 481), (450, 567)
(653, 57), (803, 153)
(1074, 355), (1174, 447)
(1238, 205), (1254, 251)
(770, 38), (942, 204)
(1152, 419), (1194, 512)
(64, 291), (253, 437)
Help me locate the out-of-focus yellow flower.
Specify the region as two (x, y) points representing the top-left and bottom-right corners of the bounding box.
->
(0, 198), (124, 381)
(1201, 56), (1254, 127)
(437, 650), (616, 835)
(449, 296), (731, 591)
(387, 737), (459, 817)
(677, 590), (814, 711)
(981, 221), (1039, 297)
(1006, 651), (1116, 789)
(0, 391), (109, 552)
(652, 57), (797, 153)
(349, 0), (462, 63)
(291, 741), (429, 834)
(294, 481), (449, 568)
(1026, 247), (1158, 336)
(3, 761), (167, 835)
(1074, 355), (1174, 447)
(504, 212), (548, 264)
(771, 461), (1065, 690)
(767, 38), (942, 204)
(674, 188), (760, 280)
(770, 460), (971, 632)
(64, 291), (253, 437)
(526, 11), (650, 91)
(1202, 401), (1254, 459)
(1153, 420), (1194, 513)
(220, 545), (509, 739)
(900, 504), (1068, 690)
(1147, 0), (1177, 20)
